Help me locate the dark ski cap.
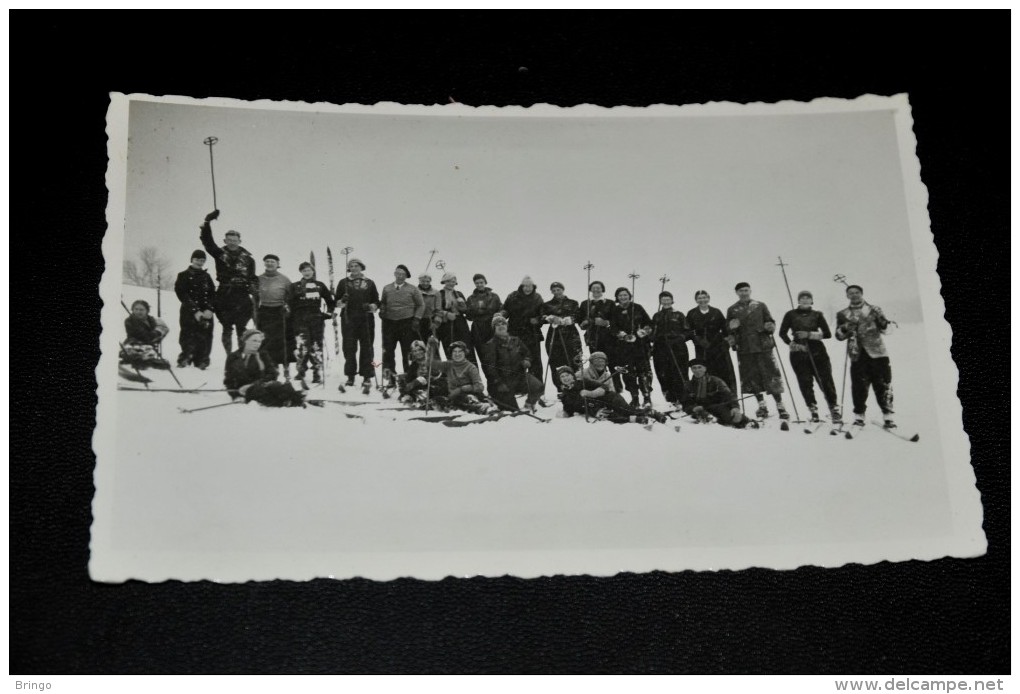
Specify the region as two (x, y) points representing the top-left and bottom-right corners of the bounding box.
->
(395, 264), (411, 278)
(191, 249), (207, 260)
(734, 282), (750, 291)
(797, 290), (813, 300)
(299, 261), (314, 271)
(690, 358), (706, 367)
(550, 281), (564, 291)
(263, 254), (280, 262)
(473, 273), (487, 283)
(659, 290), (673, 300)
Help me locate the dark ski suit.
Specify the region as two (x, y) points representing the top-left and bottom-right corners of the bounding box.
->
(778, 307), (838, 411)
(199, 221), (257, 354)
(174, 265), (216, 367)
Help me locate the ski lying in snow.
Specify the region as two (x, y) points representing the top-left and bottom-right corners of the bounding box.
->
(409, 414), (462, 423)
(119, 385), (218, 393)
(178, 401), (244, 414)
(440, 410), (546, 427)
(871, 419), (919, 442)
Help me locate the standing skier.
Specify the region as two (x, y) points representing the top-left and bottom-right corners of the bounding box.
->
(173, 249), (216, 369)
(609, 287), (654, 407)
(432, 272), (474, 364)
(541, 282), (583, 392)
(379, 264), (425, 386)
(686, 290), (736, 392)
(198, 210), (257, 356)
(835, 284), (896, 429)
(650, 291), (693, 406)
(681, 359), (758, 428)
(503, 276), (545, 382)
(417, 272), (439, 344)
(288, 261), (335, 386)
(778, 290), (841, 423)
(479, 315), (544, 412)
(254, 254), (293, 378)
(465, 273), (504, 366)
(335, 258), (380, 393)
(579, 280), (614, 362)
(725, 282), (788, 420)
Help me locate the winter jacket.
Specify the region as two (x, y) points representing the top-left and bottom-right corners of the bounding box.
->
(434, 288), (468, 325)
(609, 303), (652, 341)
(224, 348), (278, 396)
(335, 276), (380, 324)
(577, 364), (617, 395)
(651, 308), (693, 347)
(418, 285), (439, 322)
(725, 299), (776, 353)
(835, 303), (889, 360)
(480, 334), (531, 386)
(779, 308), (832, 356)
(465, 287), (503, 325)
(686, 306), (728, 352)
(174, 266), (216, 315)
(579, 298), (614, 337)
(199, 222), (257, 291)
(288, 279), (336, 319)
(435, 359), (485, 396)
(124, 315), (169, 345)
(379, 282), (425, 321)
(503, 286), (545, 336)
(681, 374), (738, 413)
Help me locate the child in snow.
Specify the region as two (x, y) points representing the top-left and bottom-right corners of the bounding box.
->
(122, 300), (170, 369)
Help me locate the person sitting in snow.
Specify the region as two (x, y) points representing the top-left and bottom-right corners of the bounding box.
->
(558, 356), (666, 425)
(224, 328), (305, 407)
(396, 338), (442, 406)
(681, 358), (758, 428)
(122, 299), (170, 368)
(479, 314), (546, 412)
(429, 340), (495, 414)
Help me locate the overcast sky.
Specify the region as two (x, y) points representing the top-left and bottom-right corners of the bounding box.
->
(123, 99), (923, 321)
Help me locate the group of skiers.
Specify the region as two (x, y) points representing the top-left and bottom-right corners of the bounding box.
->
(122, 209), (899, 429)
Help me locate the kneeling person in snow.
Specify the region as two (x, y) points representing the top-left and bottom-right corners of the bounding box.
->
(224, 329), (305, 407)
(397, 338), (442, 406)
(682, 359), (757, 428)
(122, 299), (170, 368)
(480, 314), (546, 412)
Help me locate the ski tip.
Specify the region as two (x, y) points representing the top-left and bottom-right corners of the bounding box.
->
(780, 421), (790, 431)
(910, 434), (920, 442)
(844, 431), (853, 439)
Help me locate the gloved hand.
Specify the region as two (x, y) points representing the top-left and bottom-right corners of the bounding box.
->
(561, 316), (573, 326)
(547, 315), (562, 326)
(616, 331), (628, 340)
(521, 359), (531, 370)
(763, 321), (776, 332)
(579, 389), (593, 398)
(726, 335), (736, 348)
(636, 327), (650, 338)
(367, 304), (378, 313)
(415, 376), (427, 386)
(596, 317), (610, 327)
(730, 407), (742, 419)
(205, 210), (220, 222)
(625, 334), (637, 343)
(201, 310), (214, 320)
(529, 317), (539, 325)
(728, 318), (741, 330)
(449, 387), (461, 398)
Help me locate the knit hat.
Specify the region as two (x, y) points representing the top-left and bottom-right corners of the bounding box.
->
(449, 340), (468, 353)
(191, 249), (207, 260)
(240, 328), (264, 345)
(659, 290), (673, 300)
(395, 264), (411, 279)
(550, 281), (564, 291)
(263, 254), (280, 262)
(492, 314), (509, 328)
(348, 258), (366, 270)
(797, 290), (813, 300)
(441, 272), (457, 284)
(473, 273), (487, 283)
(734, 282), (750, 291)
(846, 284), (863, 294)
(410, 340), (426, 353)
(615, 287), (631, 299)
(590, 351), (608, 362)
(418, 272), (432, 282)
(520, 275), (535, 287)
(298, 261), (313, 271)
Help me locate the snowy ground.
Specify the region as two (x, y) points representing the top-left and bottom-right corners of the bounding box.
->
(91, 285), (981, 582)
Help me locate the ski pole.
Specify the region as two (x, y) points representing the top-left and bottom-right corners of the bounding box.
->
(203, 136), (219, 210)
(772, 339), (802, 422)
(424, 248), (438, 275)
(179, 400), (244, 414)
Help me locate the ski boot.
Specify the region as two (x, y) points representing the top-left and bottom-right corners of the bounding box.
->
(629, 393), (640, 408)
(809, 406), (820, 423)
(776, 403), (790, 420)
(883, 414), (897, 429)
(829, 404), (842, 424)
(361, 378), (372, 395)
(311, 369), (322, 385)
(641, 391), (653, 409)
(649, 410), (668, 425)
(755, 402), (769, 419)
(176, 355), (191, 368)
(195, 361), (209, 371)
(854, 414), (866, 426)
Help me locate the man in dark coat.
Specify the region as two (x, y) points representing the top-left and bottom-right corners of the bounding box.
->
(198, 210), (257, 356)
(503, 275), (545, 381)
(465, 273), (503, 365)
(725, 282), (788, 420)
(480, 315), (545, 411)
(779, 290), (841, 423)
(541, 282), (583, 392)
(174, 250), (217, 369)
(682, 359), (757, 428)
(650, 291), (693, 406)
(335, 257), (380, 392)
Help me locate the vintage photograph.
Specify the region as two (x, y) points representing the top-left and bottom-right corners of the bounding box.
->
(91, 93), (985, 582)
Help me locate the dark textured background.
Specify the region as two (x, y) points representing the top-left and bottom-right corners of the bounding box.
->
(12, 14), (1007, 673)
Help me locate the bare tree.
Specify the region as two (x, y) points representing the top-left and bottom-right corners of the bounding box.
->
(123, 246), (174, 290)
